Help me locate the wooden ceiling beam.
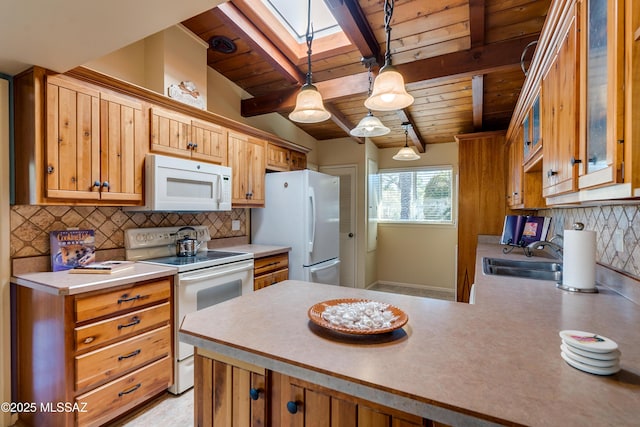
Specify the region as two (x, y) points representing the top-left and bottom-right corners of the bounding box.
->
(324, 103), (364, 144)
(213, 2), (304, 85)
(395, 110), (425, 153)
(468, 0), (486, 48)
(241, 35), (538, 116)
(323, 0), (381, 64)
(472, 74), (484, 130)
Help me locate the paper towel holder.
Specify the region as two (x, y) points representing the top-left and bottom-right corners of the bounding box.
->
(555, 222), (599, 293)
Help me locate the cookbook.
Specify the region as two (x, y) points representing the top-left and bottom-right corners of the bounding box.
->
(500, 215), (551, 247)
(50, 229), (96, 271)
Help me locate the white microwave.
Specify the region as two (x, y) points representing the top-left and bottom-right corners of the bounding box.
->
(128, 154), (232, 211)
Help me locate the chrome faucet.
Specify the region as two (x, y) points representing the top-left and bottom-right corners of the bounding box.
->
(525, 238), (563, 259)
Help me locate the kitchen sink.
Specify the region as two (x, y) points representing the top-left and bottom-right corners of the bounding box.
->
(482, 257), (562, 281)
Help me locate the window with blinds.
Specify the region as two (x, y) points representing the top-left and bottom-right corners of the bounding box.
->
(372, 166), (453, 223)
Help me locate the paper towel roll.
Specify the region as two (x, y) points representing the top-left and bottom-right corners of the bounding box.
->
(562, 229), (596, 290)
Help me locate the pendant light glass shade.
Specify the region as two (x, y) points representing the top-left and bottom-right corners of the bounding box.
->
(364, 64), (414, 111)
(365, 0), (414, 112)
(350, 112), (390, 137)
(289, 0), (331, 124)
(289, 83), (331, 123)
(393, 125), (420, 161)
(393, 145), (420, 161)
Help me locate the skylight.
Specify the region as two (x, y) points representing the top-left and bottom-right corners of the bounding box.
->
(261, 0), (341, 43)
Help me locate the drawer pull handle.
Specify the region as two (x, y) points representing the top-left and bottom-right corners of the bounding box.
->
(118, 316), (141, 330)
(118, 349), (141, 361)
(263, 261), (280, 268)
(83, 336), (95, 344)
(118, 383), (141, 397)
(118, 294), (142, 304)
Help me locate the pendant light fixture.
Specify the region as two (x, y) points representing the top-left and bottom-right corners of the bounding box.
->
(289, 0), (331, 123)
(365, 0), (414, 111)
(393, 123), (420, 161)
(350, 58), (390, 137)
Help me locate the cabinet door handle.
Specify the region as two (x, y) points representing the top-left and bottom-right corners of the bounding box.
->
(118, 383), (141, 397)
(286, 401), (299, 414)
(187, 142), (193, 149)
(47, 165), (55, 174)
(102, 181), (110, 189)
(117, 316), (141, 330)
(118, 349), (141, 361)
(570, 157), (582, 165)
(525, 140), (532, 146)
(249, 388), (261, 400)
(118, 294), (142, 304)
(547, 169), (558, 178)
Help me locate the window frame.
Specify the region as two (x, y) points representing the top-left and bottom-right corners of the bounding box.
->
(373, 165), (456, 226)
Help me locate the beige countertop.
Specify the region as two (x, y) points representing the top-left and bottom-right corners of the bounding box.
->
(216, 244), (290, 258)
(179, 243), (640, 426)
(12, 263), (177, 295)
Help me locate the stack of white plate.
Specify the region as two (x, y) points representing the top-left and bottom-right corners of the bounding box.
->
(559, 330), (621, 375)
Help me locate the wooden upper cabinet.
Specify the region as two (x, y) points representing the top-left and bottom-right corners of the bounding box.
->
(150, 107), (227, 165)
(98, 91), (146, 202)
(541, 11), (579, 198)
(191, 118), (228, 164)
(266, 143), (291, 171)
(228, 132), (266, 207)
(266, 142), (307, 172)
(507, 132), (524, 208)
(289, 150), (307, 171)
(14, 69), (147, 205)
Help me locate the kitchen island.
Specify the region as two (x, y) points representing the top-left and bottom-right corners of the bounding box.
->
(179, 246), (640, 426)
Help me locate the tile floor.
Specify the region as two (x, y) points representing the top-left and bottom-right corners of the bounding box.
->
(107, 284), (453, 426)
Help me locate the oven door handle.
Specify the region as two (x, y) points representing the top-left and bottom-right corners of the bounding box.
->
(179, 262), (254, 282)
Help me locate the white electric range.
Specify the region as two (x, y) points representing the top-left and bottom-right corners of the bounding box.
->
(125, 226), (254, 394)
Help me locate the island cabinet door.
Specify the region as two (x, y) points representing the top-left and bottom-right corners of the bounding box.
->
(193, 351), (267, 427)
(270, 371), (428, 427)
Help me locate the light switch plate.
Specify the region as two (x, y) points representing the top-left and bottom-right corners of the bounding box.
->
(232, 220), (240, 231)
(614, 229), (624, 252)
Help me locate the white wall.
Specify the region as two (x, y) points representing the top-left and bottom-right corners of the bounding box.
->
(376, 142), (459, 292)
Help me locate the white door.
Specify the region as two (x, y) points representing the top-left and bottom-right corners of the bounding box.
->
(320, 165), (357, 287)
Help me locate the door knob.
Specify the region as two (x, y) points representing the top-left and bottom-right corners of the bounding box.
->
(348, 233), (354, 238)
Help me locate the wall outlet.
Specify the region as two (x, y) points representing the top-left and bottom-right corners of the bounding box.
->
(232, 220), (240, 231)
(614, 229), (624, 253)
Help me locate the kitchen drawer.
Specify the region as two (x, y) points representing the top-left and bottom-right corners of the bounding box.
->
(75, 356), (172, 427)
(254, 269), (288, 291)
(254, 253), (288, 276)
(75, 324), (171, 392)
(75, 302), (170, 352)
(75, 278), (171, 323)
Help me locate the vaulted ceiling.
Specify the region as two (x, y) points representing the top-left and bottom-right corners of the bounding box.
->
(182, 0), (551, 150)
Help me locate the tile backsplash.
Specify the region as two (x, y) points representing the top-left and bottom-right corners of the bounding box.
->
(10, 205), (247, 258)
(543, 204), (640, 279)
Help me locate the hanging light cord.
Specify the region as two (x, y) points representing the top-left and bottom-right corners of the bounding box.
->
(383, 0), (394, 67)
(304, 0), (314, 86)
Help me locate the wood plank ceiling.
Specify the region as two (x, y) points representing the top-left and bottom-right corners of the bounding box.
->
(182, 0), (551, 150)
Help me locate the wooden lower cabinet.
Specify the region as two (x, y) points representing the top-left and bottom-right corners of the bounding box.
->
(254, 252), (289, 291)
(194, 350), (431, 427)
(12, 277), (174, 427)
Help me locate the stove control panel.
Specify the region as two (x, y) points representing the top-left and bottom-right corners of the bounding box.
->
(125, 226), (211, 250)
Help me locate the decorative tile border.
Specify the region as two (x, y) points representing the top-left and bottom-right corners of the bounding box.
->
(543, 204), (640, 280)
(10, 205), (247, 259)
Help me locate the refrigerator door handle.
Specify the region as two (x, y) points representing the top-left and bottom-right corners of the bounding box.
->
(308, 187), (316, 253)
(309, 259), (340, 274)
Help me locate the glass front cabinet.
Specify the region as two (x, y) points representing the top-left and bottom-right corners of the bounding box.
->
(577, 0), (625, 189)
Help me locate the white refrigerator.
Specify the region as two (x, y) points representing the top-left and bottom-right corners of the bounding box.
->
(252, 170), (341, 285)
